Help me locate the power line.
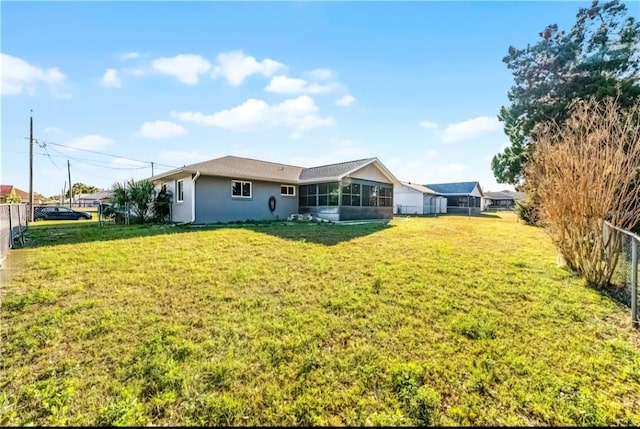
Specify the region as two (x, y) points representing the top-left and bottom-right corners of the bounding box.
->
(3, 148), (175, 172)
(45, 143), (148, 168)
(37, 139), (179, 170)
(37, 140), (59, 168)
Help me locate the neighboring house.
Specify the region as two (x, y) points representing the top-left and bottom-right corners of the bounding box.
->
(393, 182), (447, 215)
(483, 190), (525, 210)
(424, 181), (484, 215)
(150, 155), (400, 224)
(75, 191), (113, 207)
(0, 185), (46, 204)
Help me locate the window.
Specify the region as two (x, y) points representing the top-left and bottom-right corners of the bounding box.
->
(318, 182), (339, 206)
(299, 182), (339, 206)
(341, 183), (361, 206)
(232, 180), (252, 198)
(362, 185), (379, 207)
(379, 186), (393, 207)
(281, 185), (296, 196)
(176, 180), (184, 202)
(302, 184), (317, 206)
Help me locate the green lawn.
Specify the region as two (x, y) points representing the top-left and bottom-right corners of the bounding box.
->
(2, 213), (639, 426)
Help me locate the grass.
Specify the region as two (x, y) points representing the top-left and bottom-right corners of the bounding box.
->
(1, 213), (639, 426)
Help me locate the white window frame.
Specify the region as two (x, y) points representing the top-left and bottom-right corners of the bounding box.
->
(231, 180), (252, 198)
(176, 179), (184, 203)
(280, 185), (296, 197)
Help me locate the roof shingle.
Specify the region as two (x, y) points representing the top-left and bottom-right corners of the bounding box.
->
(182, 156), (304, 183)
(298, 158), (376, 182)
(424, 182), (481, 195)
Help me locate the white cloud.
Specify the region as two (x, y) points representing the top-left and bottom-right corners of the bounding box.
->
(303, 68), (335, 81)
(119, 52), (141, 61)
(265, 75), (341, 95)
(123, 68), (145, 76)
(418, 120), (439, 129)
(136, 120), (187, 139)
(336, 95), (355, 106)
(331, 139), (367, 157)
(441, 116), (501, 143)
(101, 68), (121, 87)
(172, 95), (334, 138)
(151, 54), (211, 84)
(211, 51), (286, 85)
(66, 135), (114, 151)
(1, 53), (67, 96)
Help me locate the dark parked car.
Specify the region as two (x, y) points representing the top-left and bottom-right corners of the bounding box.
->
(34, 206), (92, 221)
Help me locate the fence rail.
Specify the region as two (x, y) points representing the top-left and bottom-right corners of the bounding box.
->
(395, 204), (441, 216)
(603, 220), (639, 328)
(0, 204), (28, 266)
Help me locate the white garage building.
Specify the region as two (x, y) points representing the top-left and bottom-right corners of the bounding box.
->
(394, 182), (447, 215)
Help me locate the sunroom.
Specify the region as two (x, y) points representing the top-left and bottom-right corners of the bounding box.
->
(298, 179), (394, 221)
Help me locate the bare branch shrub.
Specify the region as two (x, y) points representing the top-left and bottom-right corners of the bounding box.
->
(525, 97), (640, 286)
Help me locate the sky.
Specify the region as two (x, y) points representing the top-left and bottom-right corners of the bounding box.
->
(1, 0), (616, 198)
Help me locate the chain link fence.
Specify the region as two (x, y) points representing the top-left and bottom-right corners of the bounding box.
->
(603, 221), (639, 328)
(0, 204), (28, 267)
(396, 205), (439, 216)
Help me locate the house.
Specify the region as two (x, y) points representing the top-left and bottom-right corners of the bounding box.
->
(150, 155), (400, 223)
(0, 185), (46, 204)
(75, 191), (113, 207)
(393, 182), (447, 215)
(423, 181), (484, 215)
(483, 190), (525, 210)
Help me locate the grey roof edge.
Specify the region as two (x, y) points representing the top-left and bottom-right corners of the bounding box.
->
(150, 156), (400, 185)
(151, 168), (299, 185)
(399, 181), (439, 194)
(400, 181), (440, 195)
(343, 157), (401, 185)
(150, 168), (191, 182)
(424, 181), (484, 197)
(190, 155), (305, 170)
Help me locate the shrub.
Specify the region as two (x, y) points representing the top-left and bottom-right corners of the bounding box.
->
(152, 188), (172, 223)
(525, 97), (640, 286)
(109, 179), (157, 223)
(515, 194), (541, 226)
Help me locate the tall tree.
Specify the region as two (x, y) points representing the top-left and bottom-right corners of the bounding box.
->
(66, 182), (99, 198)
(492, 0), (640, 185)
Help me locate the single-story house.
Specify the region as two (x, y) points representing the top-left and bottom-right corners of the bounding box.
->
(0, 185), (46, 204)
(483, 190), (525, 210)
(393, 182), (447, 215)
(75, 191), (113, 207)
(150, 155), (400, 223)
(423, 181), (484, 215)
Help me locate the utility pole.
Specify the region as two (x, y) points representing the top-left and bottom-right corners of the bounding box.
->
(67, 160), (72, 209)
(29, 111), (34, 222)
(151, 161), (155, 177)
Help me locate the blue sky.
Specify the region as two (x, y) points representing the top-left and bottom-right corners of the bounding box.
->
(1, 1), (605, 197)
